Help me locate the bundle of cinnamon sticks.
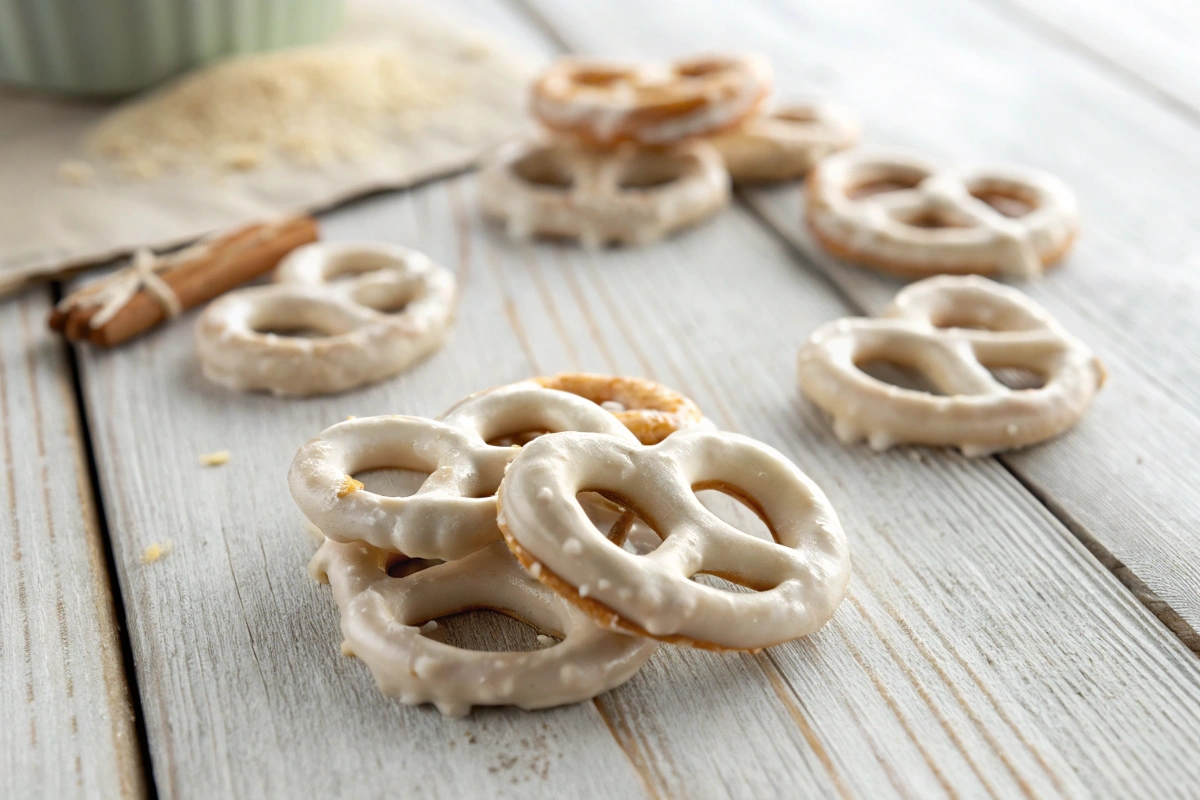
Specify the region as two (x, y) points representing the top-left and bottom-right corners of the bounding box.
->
(49, 215), (319, 347)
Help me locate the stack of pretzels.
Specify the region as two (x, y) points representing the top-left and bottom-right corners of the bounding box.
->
(480, 53), (860, 247)
(290, 374), (851, 716)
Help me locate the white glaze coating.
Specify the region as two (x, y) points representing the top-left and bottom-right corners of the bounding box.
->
(310, 538), (658, 717)
(709, 100), (860, 184)
(288, 383), (638, 560)
(479, 133), (730, 248)
(531, 54), (772, 146)
(195, 242), (456, 396)
(497, 428), (851, 651)
(796, 275), (1106, 456)
(806, 147), (1079, 278)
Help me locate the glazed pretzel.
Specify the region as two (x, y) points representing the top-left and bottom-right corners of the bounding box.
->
(196, 242), (456, 396)
(533, 373), (709, 445)
(310, 539), (658, 717)
(806, 147), (1079, 278)
(531, 54), (772, 146)
(497, 428), (851, 651)
(288, 382), (638, 560)
(479, 133), (729, 248)
(709, 100), (860, 184)
(796, 276), (1106, 456)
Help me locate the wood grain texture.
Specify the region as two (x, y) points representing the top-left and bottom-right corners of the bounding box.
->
(516, 0), (1200, 647)
(980, 0), (1200, 118)
(74, 169), (1200, 797)
(62, 0), (1200, 798)
(0, 287), (145, 799)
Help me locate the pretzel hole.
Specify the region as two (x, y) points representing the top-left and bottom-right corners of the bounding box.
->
(618, 154), (689, 190)
(846, 168), (927, 200)
(353, 468), (429, 497)
(855, 359), (945, 395)
(894, 209), (973, 230)
(248, 303), (350, 338)
(486, 431), (546, 447)
(421, 609), (555, 652)
(774, 108), (818, 124)
(513, 149), (574, 189)
(581, 493), (661, 555)
(675, 59), (729, 78)
(570, 67), (632, 87)
(987, 367), (1045, 390)
(693, 488), (774, 543)
(969, 185), (1039, 218)
(385, 554), (444, 578)
(351, 282), (417, 314)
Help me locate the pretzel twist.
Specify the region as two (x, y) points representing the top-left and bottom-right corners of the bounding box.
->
(531, 54), (773, 146)
(497, 428), (851, 651)
(310, 539), (658, 717)
(480, 133), (729, 248)
(797, 276), (1106, 456)
(805, 147), (1079, 278)
(196, 243), (456, 396)
(289, 383), (638, 560)
(709, 100), (860, 184)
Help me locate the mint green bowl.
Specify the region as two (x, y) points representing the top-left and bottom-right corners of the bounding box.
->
(0, 0), (343, 96)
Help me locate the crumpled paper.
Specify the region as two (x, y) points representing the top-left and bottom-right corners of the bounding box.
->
(0, 0), (534, 294)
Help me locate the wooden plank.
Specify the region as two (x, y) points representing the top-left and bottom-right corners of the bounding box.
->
(0, 287), (146, 799)
(516, 0), (1200, 647)
(981, 0), (1200, 117)
(76, 170), (1200, 797)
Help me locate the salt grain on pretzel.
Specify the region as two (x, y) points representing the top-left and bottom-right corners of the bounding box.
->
(533, 372), (709, 444)
(531, 54), (773, 146)
(497, 428), (851, 651)
(709, 100), (860, 184)
(806, 147), (1079, 278)
(797, 275), (1106, 456)
(479, 133), (729, 248)
(195, 242), (456, 396)
(310, 538), (658, 717)
(289, 382), (638, 560)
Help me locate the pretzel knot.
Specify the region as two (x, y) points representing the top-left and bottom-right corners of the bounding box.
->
(806, 147), (1079, 278)
(710, 100), (860, 184)
(309, 539), (658, 718)
(289, 382), (638, 560)
(497, 428), (851, 652)
(196, 242), (456, 396)
(479, 134), (729, 247)
(531, 54), (773, 146)
(797, 276), (1106, 456)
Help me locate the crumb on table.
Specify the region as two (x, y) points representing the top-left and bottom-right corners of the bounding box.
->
(199, 450), (231, 467)
(140, 541), (174, 564)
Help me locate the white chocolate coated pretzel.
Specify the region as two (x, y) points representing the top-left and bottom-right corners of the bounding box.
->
(497, 428), (851, 651)
(806, 147), (1079, 278)
(531, 54), (772, 146)
(196, 243), (456, 396)
(709, 100), (860, 184)
(310, 539), (658, 717)
(289, 382), (638, 560)
(479, 133), (729, 248)
(797, 276), (1106, 456)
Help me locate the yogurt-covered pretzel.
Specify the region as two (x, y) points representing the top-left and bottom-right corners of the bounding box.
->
(532, 54), (772, 146)
(310, 538), (658, 717)
(533, 373), (708, 444)
(797, 275), (1106, 456)
(479, 133), (729, 248)
(497, 428), (851, 651)
(709, 100), (860, 184)
(196, 243), (456, 396)
(806, 147), (1079, 278)
(289, 382), (638, 560)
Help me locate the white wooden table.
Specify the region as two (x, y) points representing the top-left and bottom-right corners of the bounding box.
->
(5, 0), (1200, 797)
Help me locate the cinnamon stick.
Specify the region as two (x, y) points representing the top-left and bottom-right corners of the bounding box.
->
(49, 215), (319, 347)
